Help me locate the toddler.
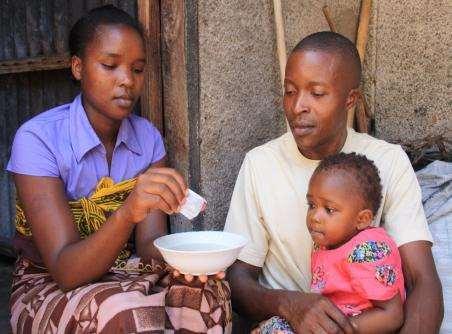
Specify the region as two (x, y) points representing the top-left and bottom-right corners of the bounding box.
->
(258, 152), (405, 333)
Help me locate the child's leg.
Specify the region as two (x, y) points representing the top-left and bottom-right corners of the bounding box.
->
(253, 316), (295, 334)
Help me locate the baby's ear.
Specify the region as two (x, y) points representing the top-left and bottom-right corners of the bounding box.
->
(356, 209), (373, 231)
(71, 55), (83, 81)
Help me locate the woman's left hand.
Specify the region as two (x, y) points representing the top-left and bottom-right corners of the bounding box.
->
(172, 269), (226, 283)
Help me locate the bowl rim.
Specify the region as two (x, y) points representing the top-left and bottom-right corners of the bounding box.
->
(153, 231), (248, 254)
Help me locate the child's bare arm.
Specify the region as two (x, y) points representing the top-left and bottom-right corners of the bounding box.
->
(350, 293), (404, 334)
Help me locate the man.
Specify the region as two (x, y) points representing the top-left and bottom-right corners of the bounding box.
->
(224, 32), (443, 333)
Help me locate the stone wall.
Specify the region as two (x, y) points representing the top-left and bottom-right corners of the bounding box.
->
(283, 0), (450, 143)
(180, 0), (450, 230)
(196, 0), (286, 230)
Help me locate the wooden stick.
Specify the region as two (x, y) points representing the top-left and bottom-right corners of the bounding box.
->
(138, 0), (164, 134)
(272, 0), (291, 131)
(273, 0), (287, 92)
(322, 5), (337, 32)
(356, 92), (370, 133)
(356, 0), (372, 63)
(347, 0), (372, 129)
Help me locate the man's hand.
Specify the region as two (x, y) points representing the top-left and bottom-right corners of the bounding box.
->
(279, 291), (355, 334)
(228, 261), (355, 334)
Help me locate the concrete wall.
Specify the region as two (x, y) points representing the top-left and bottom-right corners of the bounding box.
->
(197, 0), (286, 230)
(191, 0), (450, 230)
(283, 0), (450, 142)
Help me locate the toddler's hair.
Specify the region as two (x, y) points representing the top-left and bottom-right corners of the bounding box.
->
(313, 152), (382, 215)
(69, 5), (144, 58)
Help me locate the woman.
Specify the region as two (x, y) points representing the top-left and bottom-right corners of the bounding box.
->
(8, 5), (231, 333)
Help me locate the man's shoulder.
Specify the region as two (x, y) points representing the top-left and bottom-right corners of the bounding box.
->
(346, 130), (406, 164)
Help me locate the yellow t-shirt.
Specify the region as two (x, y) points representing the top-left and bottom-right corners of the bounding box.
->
(224, 128), (433, 292)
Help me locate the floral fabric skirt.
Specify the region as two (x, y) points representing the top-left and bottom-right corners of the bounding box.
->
(10, 257), (232, 334)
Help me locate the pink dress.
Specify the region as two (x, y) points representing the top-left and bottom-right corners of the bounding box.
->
(311, 227), (405, 316)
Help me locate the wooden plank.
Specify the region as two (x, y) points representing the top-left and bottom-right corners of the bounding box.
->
(184, 0), (204, 230)
(160, 0), (193, 232)
(0, 54), (70, 75)
(138, 0), (163, 133)
(347, 0), (372, 130)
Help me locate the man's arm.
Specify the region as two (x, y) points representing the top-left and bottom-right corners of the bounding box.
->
(228, 260), (355, 333)
(377, 147), (443, 332)
(227, 260), (284, 321)
(399, 241), (443, 333)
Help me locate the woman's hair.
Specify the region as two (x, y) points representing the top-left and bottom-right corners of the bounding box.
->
(69, 5), (144, 57)
(313, 152), (383, 215)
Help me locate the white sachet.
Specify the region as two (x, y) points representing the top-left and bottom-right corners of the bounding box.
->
(179, 189), (207, 220)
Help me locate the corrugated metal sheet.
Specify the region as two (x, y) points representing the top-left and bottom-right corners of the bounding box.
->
(0, 0), (137, 61)
(0, 0), (138, 246)
(0, 70), (79, 241)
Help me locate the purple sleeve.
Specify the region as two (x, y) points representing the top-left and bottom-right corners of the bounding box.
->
(148, 123), (166, 164)
(6, 126), (59, 177)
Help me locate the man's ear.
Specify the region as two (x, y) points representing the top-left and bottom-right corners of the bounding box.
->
(356, 209), (373, 231)
(71, 55), (83, 81)
(345, 88), (360, 111)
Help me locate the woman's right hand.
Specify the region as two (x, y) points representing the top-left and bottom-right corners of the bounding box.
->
(118, 167), (188, 224)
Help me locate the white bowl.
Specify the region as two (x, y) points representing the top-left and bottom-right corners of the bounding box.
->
(154, 231), (248, 275)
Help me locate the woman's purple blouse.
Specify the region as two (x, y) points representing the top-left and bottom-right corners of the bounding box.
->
(7, 94), (165, 199)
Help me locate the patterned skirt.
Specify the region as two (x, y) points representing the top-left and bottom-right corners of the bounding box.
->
(10, 257), (232, 333)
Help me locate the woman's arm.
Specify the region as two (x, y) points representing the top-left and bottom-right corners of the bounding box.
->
(135, 158), (168, 262)
(350, 293), (404, 334)
(14, 166), (186, 292)
(135, 159), (225, 282)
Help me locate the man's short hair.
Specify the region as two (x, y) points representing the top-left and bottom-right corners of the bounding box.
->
(292, 31), (362, 88)
(313, 152), (382, 215)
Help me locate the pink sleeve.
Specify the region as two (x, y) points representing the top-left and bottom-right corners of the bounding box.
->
(344, 239), (403, 301)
